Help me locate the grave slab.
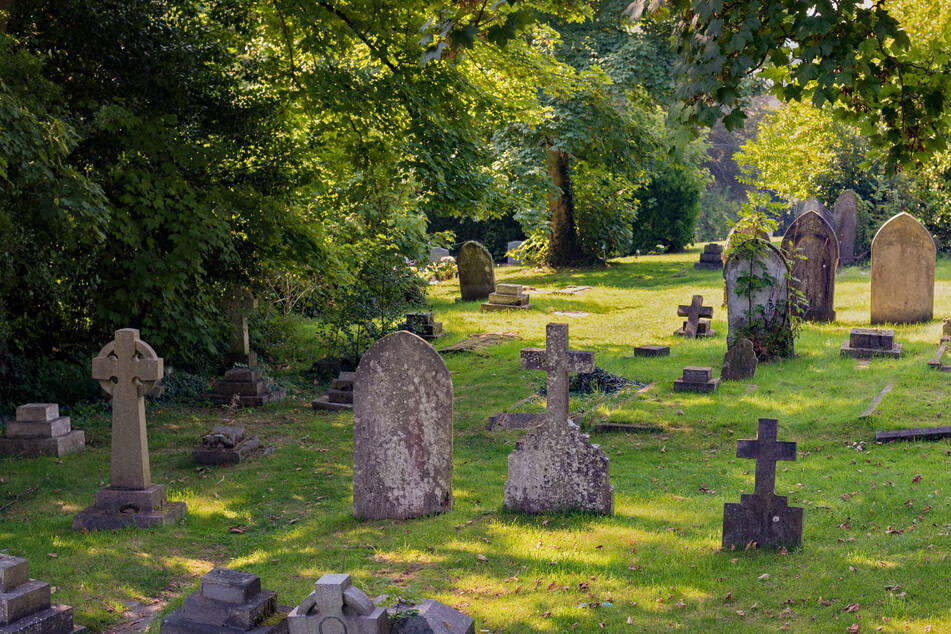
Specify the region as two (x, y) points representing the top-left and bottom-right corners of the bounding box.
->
(694, 243), (724, 270)
(193, 425), (260, 466)
(481, 283), (531, 311)
(399, 313), (442, 340)
(875, 426), (951, 443)
(312, 372), (354, 412)
(632, 345), (670, 357)
(207, 367), (286, 407)
(840, 328), (902, 358)
(673, 366), (719, 393)
(0, 403), (84, 458)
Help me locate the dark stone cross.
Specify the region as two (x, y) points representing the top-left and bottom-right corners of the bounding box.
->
(521, 323), (594, 427)
(737, 418), (796, 501)
(677, 294), (713, 337)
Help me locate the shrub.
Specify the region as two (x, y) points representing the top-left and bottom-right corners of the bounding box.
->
(630, 161), (704, 253)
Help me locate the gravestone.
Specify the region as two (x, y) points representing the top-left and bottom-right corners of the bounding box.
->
(0, 403), (85, 458)
(223, 287), (258, 368)
(840, 328), (902, 358)
(721, 338), (757, 381)
(193, 425), (260, 466)
(504, 323), (613, 514)
(429, 246), (450, 262)
(506, 240), (525, 265)
(724, 225), (771, 260)
(832, 190), (859, 266)
(457, 241), (495, 301)
(399, 312), (442, 340)
(673, 366), (719, 393)
(207, 367), (286, 407)
(0, 554), (85, 633)
(781, 210), (839, 322)
(353, 331), (453, 520)
(674, 295), (714, 337)
(160, 568), (289, 634)
(944, 318), (951, 338)
(633, 345), (669, 357)
(724, 240), (791, 344)
(74, 328), (186, 531)
(871, 212), (935, 324)
(694, 243), (723, 270)
(801, 197), (836, 229)
(312, 372), (354, 412)
(481, 283), (531, 311)
(722, 418), (803, 550)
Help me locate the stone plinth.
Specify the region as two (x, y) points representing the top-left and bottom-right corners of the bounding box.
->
(721, 338), (757, 381)
(694, 243), (723, 270)
(160, 568), (289, 634)
(287, 574), (386, 634)
(0, 404), (84, 458)
(0, 554), (85, 633)
(633, 345), (669, 357)
(840, 328), (901, 359)
(312, 372), (354, 412)
(400, 312), (443, 340)
(674, 366), (719, 393)
(457, 241), (495, 301)
(674, 295), (714, 337)
(781, 210), (839, 322)
(207, 367), (286, 408)
(482, 283), (531, 311)
(870, 212), (935, 324)
(193, 426), (260, 466)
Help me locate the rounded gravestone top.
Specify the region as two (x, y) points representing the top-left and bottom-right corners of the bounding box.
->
(457, 241), (495, 301)
(801, 197), (836, 229)
(870, 212), (935, 324)
(781, 210), (840, 261)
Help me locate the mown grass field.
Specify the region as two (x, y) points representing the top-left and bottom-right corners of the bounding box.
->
(3, 245), (951, 632)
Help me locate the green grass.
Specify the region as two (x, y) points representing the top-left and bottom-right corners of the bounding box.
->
(4, 246), (951, 632)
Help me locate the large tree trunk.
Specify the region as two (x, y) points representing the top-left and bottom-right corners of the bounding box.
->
(545, 144), (586, 267)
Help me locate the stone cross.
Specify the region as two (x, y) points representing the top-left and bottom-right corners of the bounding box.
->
(224, 286), (258, 362)
(736, 418), (796, 502)
(677, 295), (713, 337)
(521, 323), (594, 427)
(91, 328), (163, 490)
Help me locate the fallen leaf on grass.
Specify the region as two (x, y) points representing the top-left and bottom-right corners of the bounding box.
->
(476, 554), (487, 562)
(228, 526), (246, 534)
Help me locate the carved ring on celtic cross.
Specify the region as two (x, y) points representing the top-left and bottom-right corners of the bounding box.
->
(93, 338), (162, 398)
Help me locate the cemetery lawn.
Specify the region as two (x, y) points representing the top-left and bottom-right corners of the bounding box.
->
(5, 246), (951, 633)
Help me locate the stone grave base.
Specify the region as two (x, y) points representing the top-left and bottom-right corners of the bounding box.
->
(693, 261), (723, 270)
(840, 341), (902, 359)
(486, 412), (544, 431)
(481, 301), (532, 311)
(0, 430), (85, 458)
(193, 427), (260, 466)
(73, 484), (186, 531)
(673, 377), (720, 393)
(207, 367), (286, 407)
(312, 372), (354, 412)
(928, 337), (951, 371)
(384, 599), (475, 634)
(633, 345), (669, 357)
(0, 604), (87, 634)
(593, 423), (663, 434)
(310, 396), (352, 411)
(674, 323), (714, 337)
(722, 497), (803, 550)
(875, 426), (951, 443)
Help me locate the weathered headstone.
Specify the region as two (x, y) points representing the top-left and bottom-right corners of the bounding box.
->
(722, 418), (802, 550)
(456, 241), (495, 301)
(832, 190), (860, 266)
(399, 312), (442, 340)
(224, 287), (258, 368)
(694, 243), (723, 270)
(0, 554), (85, 633)
(504, 323), (613, 514)
(870, 212), (935, 324)
(781, 210), (839, 322)
(207, 367), (286, 407)
(633, 345), (669, 357)
(724, 226), (771, 260)
(944, 318), (951, 338)
(0, 403), (85, 458)
(481, 283), (531, 311)
(74, 328), (186, 531)
(673, 366), (719, 393)
(429, 246), (450, 262)
(801, 197), (836, 229)
(353, 331), (453, 520)
(160, 568), (289, 634)
(193, 425), (260, 466)
(721, 338), (757, 381)
(674, 295), (714, 337)
(840, 328), (902, 358)
(724, 240), (791, 344)
(312, 371), (354, 412)
(506, 240), (525, 265)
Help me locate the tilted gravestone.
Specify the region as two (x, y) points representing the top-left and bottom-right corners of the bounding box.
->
(721, 338), (757, 381)
(0, 554), (85, 633)
(504, 323), (613, 514)
(456, 241), (495, 301)
(0, 403), (85, 458)
(781, 210), (839, 322)
(353, 331), (453, 520)
(674, 295), (714, 337)
(74, 329), (186, 531)
(724, 240), (791, 345)
(871, 212), (935, 324)
(223, 287), (258, 368)
(722, 418), (802, 550)
(831, 190), (859, 266)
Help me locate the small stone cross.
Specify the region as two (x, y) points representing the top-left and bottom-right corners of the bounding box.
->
(677, 294), (713, 337)
(521, 323), (594, 427)
(91, 329), (163, 490)
(224, 286), (258, 359)
(736, 418), (796, 502)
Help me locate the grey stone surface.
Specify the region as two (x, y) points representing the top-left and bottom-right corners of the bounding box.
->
(224, 287), (258, 368)
(722, 418), (802, 550)
(0, 555), (83, 633)
(0, 404), (85, 458)
(506, 240), (525, 265)
(840, 328), (902, 358)
(193, 426), (260, 466)
(353, 331), (453, 520)
(504, 324), (613, 514)
(721, 338), (757, 381)
(876, 426), (951, 443)
(674, 295), (714, 338)
(388, 599), (475, 634)
(832, 190), (859, 265)
(633, 345), (669, 357)
(429, 247), (450, 262)
(871, 212), (935, 324)
(287, 574), (387, 634)
(481, 283), (531, 311)
(207, 367), (286, 408)
(781, 210), (839, 322)
(801, 197), (836, 229)
(313, 372), (354, 412)
(673, 366), (719, 393)
(486, 412), (545, 431)
(0, 558), (28, 594)
(457, 241), (495, 301)
(724, 240), (791, 344)
(14, 405), (57, 422)
(694, 243), (724, 270)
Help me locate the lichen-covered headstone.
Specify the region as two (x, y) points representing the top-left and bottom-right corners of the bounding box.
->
(504, 323), (613, 514)
(456, 241), (495, 301)
(724, 240), (791, 349)
(353, 331), (453, 520)
(831, 190), (859, 266)
(870, 212), (935, 324)
(781, 210), (839, 322)
(721, 338), (757, 381)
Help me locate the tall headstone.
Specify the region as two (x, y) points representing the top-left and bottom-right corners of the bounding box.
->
(801, 197), (836, 230)
(781, 210), (839, 322)
(224, 287), (258, 368)
(0, 403), (85, 457)
(504, 324), (613, 514)
(724, 240), (791, 345)
(831, 190), (859, 266)
(0, 554), (85, 633)
(456, 241), (495, 301)
(73, 329), (186, 531)
(506, 240), (525, 265)
(870, 212), (935, 324)
(353, 331), (453, 520)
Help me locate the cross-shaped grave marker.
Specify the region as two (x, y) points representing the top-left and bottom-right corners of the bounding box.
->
(521, 323), (594, 428)
(736, 418), (796, 502)
(676, 294), (714, 337)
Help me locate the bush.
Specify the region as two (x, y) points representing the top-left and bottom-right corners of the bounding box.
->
(630, 161), (704, 253)
(573, 161), (636, 259)
(427, 213), (524, 262)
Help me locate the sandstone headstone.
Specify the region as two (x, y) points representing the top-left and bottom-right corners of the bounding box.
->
(694, 243), (723, 270)
(481, 283), (531, 311)
(506, 240), (525, 265)
(0, 403), (85, 458)
(832, 190), (860, 266)
(801, 197), (836, 229)
(456, 241), (495, 301)
(724, 240), (791, 344)
(721, 338), (757, 381)
(353, 331), (453, 520)
(0, 554), (85, 633)
(207, 367), (286, 407)
(224, 287), (258, 368)
(722, 418), (802, 550)
(781, 210), (839, 322)
(674, 295), (714, 337)
(74, 328), (186, 531)
(673, 366), (720, 393)
(193, 425), (260, 466)
(312, 371), (354, 412)
(928, 337), (950, 371)
(160, 568), (289, 634)
(504, 323), (613, 514)
(840, 328), (902, 358)
(870, 212), (935, 324)
(399, 312), (442, 340)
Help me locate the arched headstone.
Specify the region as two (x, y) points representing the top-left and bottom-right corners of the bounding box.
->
(831, 190), (859, 266)
(457, 241), (495, 301)
(724, 240), (791, 349)
(870, 212), (935, 324)
(723, 225), (771, 264)
(781, 210), (839, 322)
(353, 331), (453, 520)
(801, 197), (836, 230)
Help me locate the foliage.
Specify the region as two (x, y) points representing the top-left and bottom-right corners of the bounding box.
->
(630, 158), (706, 253)
(572, 161), (637, 259)
(426, 213), (524, 262)
(695, 185), (741, 242)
